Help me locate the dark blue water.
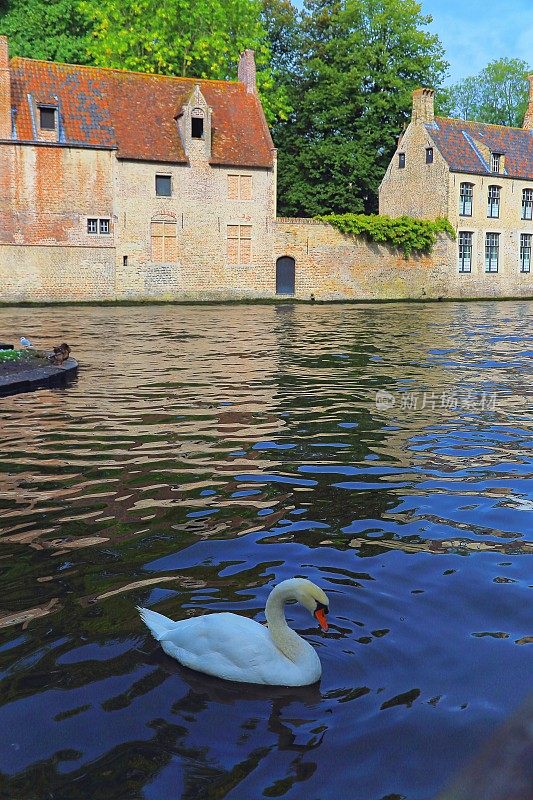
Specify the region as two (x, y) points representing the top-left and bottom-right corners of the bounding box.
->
(0, 301), (531, 800)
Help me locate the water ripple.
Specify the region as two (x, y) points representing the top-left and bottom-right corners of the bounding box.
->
(0, 301), (531, 799)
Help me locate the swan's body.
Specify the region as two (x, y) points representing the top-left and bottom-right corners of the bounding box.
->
(137, 578), (330, 686)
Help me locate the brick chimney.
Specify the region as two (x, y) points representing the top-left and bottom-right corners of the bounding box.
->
(238, 49), (256, 94)
(523, 75), (533, 130)
(0, 36), (11, 139)
(412, 87), (434, 124)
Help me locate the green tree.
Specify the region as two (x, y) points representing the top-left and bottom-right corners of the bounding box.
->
(444, 58), (530, 127)
(81, 0), (289, 121)
(273, 0), (447, 216)
(261, 0), (299, 74)
(0, 0), (91, 63)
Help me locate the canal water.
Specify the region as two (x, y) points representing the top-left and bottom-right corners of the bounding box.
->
(0, 302), (531, 800)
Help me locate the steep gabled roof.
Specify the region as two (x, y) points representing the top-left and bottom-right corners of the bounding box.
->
(427, 117), (533, 181)
(9, 57), (274, 168)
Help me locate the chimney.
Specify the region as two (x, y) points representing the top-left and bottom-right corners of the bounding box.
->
(523, 75), (533, 130)
(238, 49), (256, 94)
(412, 87), (434, 125)
(0, 36), (11, 139)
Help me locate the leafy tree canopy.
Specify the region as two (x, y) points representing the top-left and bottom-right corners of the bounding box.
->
(0, 0), (91, 63)
(438, 58), (531, 127)
(81, 0), (289, 121)
(274, 0), (448, 216)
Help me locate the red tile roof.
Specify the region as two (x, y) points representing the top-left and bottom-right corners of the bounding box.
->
(9, 57), (274, 168)
(428, 117), (533, 180)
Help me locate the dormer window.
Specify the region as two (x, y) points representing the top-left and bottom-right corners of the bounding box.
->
(39, 107), (56, 131)
(191, 108), (204, 139)
(491, 152), (502, 173)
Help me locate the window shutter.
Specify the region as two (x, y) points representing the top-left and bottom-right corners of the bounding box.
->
(228, 175), (239, 200)
(227, 238), (239, 263)
(240, 226), (252, 263)
(240, 176), (252, 200)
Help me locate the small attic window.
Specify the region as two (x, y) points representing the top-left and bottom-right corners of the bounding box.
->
(191, 118), (204, 139)
(39, 107), (56, 131)
(491, 152), (502, 173)
(191, 108), (204, 139)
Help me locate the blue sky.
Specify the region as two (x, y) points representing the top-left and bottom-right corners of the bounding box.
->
(420, 0), (533, 84)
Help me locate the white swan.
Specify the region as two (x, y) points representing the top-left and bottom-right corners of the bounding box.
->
(137, 577), (330, 686)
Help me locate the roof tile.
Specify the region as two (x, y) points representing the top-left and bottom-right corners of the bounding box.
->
(9, 57), (274, 168)
(428, 117), (533, 181)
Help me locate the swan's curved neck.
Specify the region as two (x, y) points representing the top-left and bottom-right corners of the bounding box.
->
(265, 584), (306, 662)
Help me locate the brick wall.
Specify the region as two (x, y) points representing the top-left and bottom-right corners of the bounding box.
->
(0, 142), (117, 301)
(379, 120), (450, 219)
(448, 171), (533, 286)
(0, 137), (277, 301)
(275, 219), (533, 300)
(1, 142), (531, 303)
(114, 157), (277, 301)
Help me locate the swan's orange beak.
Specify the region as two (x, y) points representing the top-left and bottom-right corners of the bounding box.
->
(314, 608), (328, 632)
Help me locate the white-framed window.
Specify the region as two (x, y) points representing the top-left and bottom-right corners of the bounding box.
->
(227, 225), (252, 264)
(485, 232), (500, 273)
(520, 233), (531, 273)
(458, 231), (473, 273)
(487, 185), (500, 218)
(491, 152), (502, 173)
(228, 174), (252, 200)
(155, 174), (172, 197)
(521, 188), (533, 220)
(87, 218), (110, 235)
(459, 183), (473, 216)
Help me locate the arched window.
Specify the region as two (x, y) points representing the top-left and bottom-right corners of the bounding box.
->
(151, 216), (177, 262)
(191, 108), (204, 139)
(459, 182), (473, 216)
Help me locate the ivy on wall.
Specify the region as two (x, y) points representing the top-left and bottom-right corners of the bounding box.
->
(315, 214), (455, 257)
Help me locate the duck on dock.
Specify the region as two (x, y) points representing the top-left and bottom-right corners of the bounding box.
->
(48, 343), (71, 366)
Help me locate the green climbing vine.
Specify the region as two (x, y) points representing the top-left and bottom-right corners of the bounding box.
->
(315, 214), (455, 257)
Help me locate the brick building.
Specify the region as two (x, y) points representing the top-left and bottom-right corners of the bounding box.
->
(1, 31), (532, 303)
(380, 83), (533, 290)
(0, 37), (278, 301)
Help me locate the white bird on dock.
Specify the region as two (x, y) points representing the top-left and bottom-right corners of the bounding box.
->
(20, 337), (33, 348)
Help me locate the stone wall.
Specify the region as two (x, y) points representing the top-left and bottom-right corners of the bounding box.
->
(0, 245), (116, 301)
(448, 171), (533, 285)
(379, 118), (450, 220)
(0, 139), (277, 302)
(274, 219), (533, 300)
(114, 159), (277, 301)
(0, 143), (117, 302)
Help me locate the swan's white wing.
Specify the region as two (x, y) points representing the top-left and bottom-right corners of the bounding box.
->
(159, 613), (300, 684)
